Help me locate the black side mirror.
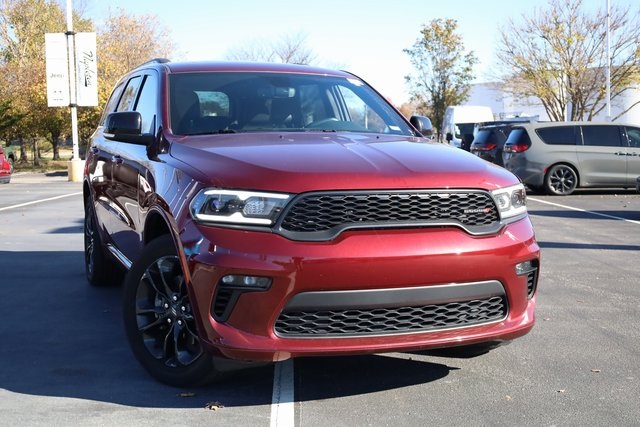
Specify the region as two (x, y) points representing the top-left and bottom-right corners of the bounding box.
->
(104, 111), (154, 145)
(409, 115), (433, 138)
(446, 132), (453, 142)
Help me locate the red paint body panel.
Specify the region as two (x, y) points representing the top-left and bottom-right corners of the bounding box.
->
(168, 133), (517, 193)
(179, 216), (537, 361)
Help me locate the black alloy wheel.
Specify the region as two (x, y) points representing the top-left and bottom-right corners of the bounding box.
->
(545, 164), (578, 195)
(122, 235), (220, 387)
(84, 201), (119, 286)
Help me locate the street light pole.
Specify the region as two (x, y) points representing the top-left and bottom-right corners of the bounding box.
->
(65, 0), (82, 181)
(605, 0), (612, 122)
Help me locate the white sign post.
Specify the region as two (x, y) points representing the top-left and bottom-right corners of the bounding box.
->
(75, 32), (98, 107)
(44, 0), (98, 182)
(45, 33), (70, 107)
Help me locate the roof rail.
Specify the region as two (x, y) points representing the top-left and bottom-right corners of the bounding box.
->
(135, 58), (171, 68)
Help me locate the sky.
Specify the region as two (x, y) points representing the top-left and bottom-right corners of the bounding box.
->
(82, 0), (636, 105)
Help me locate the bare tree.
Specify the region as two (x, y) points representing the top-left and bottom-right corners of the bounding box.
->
(404, 18), (478, 139)
(496, 0), (640, 121)
(225, 31), (316, 65)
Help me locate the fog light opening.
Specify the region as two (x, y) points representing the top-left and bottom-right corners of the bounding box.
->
(515, 260), (537, 275)
(219, 274), (272, 290)
(515, 259), (539, 299)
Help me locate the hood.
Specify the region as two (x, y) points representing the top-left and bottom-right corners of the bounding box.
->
(168, 132), (518, 193)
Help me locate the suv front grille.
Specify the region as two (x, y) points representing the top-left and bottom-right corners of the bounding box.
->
(274, 296), (507, 337)
(277, 190), (501, 241)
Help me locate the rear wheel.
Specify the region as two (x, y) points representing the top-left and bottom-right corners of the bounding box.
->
(122, 235), (221, 387)
(544, 164), (578, 195)
(84, 201), (121, 286)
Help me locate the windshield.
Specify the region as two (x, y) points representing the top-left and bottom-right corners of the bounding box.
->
(169, 72), (414, 136)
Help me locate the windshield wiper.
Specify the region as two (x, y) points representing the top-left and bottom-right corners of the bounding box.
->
(188, 129), (237, 135)
(302, 128), (337, 133)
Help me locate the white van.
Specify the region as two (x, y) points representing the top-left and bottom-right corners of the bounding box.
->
(442, 106), (494, 149)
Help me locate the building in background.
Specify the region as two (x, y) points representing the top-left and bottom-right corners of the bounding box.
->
(466, 83), (640, 124)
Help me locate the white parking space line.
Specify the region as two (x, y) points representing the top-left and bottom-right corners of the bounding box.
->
(271, 359), (295, 427)
(0, 192), (82, 212)
(528, 197), (640, 225)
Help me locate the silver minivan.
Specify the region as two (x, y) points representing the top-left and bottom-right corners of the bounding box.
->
(502, 122), (640, 195)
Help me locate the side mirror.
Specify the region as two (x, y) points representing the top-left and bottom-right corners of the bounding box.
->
(409, 115), (433, 138)
(445, 132), (453, 142)
(104, 111), (154, 145)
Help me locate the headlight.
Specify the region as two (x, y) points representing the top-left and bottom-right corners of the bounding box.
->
(190, 189), (291, 226)
(490, 183), (527, 220)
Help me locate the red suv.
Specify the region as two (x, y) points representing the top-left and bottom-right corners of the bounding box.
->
(0, 145), (12, 183)
(84, 60), (540, 386)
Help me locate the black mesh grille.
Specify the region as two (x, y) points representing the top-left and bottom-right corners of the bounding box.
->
(274, 296), (507, 337)
(278, 190), (500, 240)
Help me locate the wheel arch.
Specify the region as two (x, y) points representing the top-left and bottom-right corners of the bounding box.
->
(142, 205), (190, 277)
(143, 207), (174, 245)
(83, 180), (92, 206)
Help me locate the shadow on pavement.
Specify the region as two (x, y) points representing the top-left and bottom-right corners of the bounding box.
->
(0, 250), (454, 409)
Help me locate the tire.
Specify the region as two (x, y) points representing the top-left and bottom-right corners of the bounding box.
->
(122, 235), (221, 387)
(544, 164), (578, 195)
(84, 201), (121, 286)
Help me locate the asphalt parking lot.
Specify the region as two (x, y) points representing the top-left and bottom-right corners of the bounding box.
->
(0, 173), (638, 426)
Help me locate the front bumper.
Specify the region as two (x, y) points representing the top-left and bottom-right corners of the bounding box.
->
(179, 217), (539, 362)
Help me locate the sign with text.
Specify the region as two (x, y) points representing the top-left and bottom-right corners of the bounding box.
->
(45, 33), (70, 107)
(45, 32), (98, 107)
(75, 32), (98, 106)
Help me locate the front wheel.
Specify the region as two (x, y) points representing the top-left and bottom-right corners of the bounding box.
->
(122, 235), (221, 387)
(544, 164), (578, 195)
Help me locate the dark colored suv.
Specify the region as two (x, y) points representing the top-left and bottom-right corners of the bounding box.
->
(84, 60), (540, 386)
(470, 124), (515, 166)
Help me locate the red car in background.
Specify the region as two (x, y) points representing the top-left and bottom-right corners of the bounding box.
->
(0, 145), (12, 183)
(84, 60), (540, 387)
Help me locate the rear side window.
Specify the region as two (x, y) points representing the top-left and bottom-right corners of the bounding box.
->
(581, 125), (621, 147)
(505, 128), (531, 145)
(473, 129), (492, 144)
(117, 76), (143, 112)
(99, 81), (125, 125)
(536, 126), (576, 145)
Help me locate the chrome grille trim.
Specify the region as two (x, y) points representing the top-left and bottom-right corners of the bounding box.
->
(276, 189), (501, 241)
